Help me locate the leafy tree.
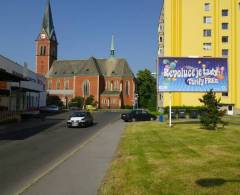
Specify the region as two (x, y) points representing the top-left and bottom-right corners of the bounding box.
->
(199, 90), (226, 130)
(69, 96), (84, 108)
(85, 95), (97, 106)
(136, 69), (157, 111)
(46, 95), (63, 107)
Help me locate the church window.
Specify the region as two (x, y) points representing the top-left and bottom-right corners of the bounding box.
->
(56, 80), (61, 90)
(108, 81), (111, 90)
(110, 81), (113, 91)
(48, 80), (52, 90)
(114, 80), (119, 90)
(83, 80), (90, 97)
(126, 81), (130, 96)
(64, 80), (69, 89)
(120, 81), (123, 91)
(40, 46), (46, 56)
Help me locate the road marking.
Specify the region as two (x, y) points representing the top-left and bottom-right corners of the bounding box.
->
(14, 120), (117, 195)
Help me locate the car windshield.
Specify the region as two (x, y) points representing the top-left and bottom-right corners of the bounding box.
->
(70, 112), (86, 117)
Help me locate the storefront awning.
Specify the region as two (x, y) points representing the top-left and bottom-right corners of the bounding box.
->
(0, 69), (27, 82)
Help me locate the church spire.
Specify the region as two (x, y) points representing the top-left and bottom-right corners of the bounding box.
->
(110, 35), (115, 57)
(41, 0), (56, 41)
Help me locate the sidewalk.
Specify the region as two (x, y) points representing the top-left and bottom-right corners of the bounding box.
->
(21, 119), (125, 195)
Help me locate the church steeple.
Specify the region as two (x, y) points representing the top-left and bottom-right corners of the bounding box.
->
(36, 0), (58, 76)
(41, 0), (57, 41)
(110, 35), (115, 57)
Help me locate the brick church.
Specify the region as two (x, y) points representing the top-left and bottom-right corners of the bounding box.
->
(36, 0), (135, 109)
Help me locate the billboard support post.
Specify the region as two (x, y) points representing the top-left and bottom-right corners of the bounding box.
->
(169, 93), (172, 128)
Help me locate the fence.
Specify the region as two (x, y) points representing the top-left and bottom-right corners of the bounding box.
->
(0, 111), (21, 123)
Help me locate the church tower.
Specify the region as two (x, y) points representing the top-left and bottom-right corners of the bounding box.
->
(36, 0), (58, 76)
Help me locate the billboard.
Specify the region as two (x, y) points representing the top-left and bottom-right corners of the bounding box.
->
(158, 57), (228, 92)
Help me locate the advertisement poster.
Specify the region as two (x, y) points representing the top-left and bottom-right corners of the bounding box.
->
(158, 57), (228, 92)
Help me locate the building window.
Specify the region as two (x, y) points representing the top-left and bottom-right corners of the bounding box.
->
(222, 9), (228, 16)
(203, 43), (212, 50)
(222, 49), (228, 57)
(83, 80), (90, 97)
(64, 80), (69, 90)
(203, 29), (211, 37)
(203, 16), (212, 24)
(222, 92), (228, 97)
(48, 80), (52, 90)
(120, 81), (123, 91)
(222, 36), (228, 43)
(125, 81), (130, 96)
(222, 23), (228, 30)
(40, 46), (46, 56)
(204, 3), (210, 11)
(159, 36), (163, 42)
(110, 81), (113, 91)
(56, 80), (61, 90)
(107, 81), (111, 90)
(114, 80), (119, 90)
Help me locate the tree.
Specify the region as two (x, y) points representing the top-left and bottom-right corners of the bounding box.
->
(136, 69), (157, 111)
(69, 96), (84, 108)
(85, 95), (97, 106)
(46, 95), (63, 107)
(199, 90), (226, 130)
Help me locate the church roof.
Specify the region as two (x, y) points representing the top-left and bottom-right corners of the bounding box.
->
(48, 57), (134, 78)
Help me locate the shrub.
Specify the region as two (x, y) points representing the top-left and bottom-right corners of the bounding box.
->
(199, 90), (226, 130)
(46, 95), (63, 107)
(69, 96), (84, 108)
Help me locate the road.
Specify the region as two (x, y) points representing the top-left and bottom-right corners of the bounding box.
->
(0, 111), (121, 195)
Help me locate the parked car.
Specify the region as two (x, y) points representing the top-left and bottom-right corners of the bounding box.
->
(86, 105), (97, 112)
(121, 109), (157, 122)
(40, 105), (60, 113)
(67, 111), (93, 128)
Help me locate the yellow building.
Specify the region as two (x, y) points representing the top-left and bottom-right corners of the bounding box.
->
(157, 0), (240, 114)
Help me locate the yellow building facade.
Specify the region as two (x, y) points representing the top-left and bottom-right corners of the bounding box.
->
(158, 0), (240, 114)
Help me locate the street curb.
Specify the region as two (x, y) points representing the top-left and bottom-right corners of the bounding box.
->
(14, 119), (120, 195)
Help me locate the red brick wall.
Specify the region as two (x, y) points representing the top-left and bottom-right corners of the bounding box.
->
(47, 75), (135, 109)
(74, 76), (99, 103)
(36, 38), (57, 76)
(122, 77), (135, 107)
(100, 96), (121, 109)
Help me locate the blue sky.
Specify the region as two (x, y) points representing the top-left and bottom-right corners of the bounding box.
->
(0, 0), (163, 73)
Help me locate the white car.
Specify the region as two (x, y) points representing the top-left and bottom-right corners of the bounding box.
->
(67, 111), (93, 128)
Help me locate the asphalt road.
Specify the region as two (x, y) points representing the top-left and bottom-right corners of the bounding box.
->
(0, 111), (121, 195)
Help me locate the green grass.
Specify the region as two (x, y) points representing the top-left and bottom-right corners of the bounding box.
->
(99, 122), (240, 195)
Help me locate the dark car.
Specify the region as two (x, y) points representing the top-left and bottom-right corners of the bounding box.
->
(67, 111), (93, 128)
(121, 109), (157, 122)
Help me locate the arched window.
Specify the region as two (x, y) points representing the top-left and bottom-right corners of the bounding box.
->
(107, 81), (111, 90)
(48, 80), (52, 90)
(114, 80), (118, 90)
(64, 80), (69, 89)
(56, 80), (61, 90)
(40, 46), (46, 56)
(120, 81), (123, 91)
(110, 81), (113, 91)
(83, 80), (90, 97)
(105, 81), (108, 90)
(126, 81), (130, 96)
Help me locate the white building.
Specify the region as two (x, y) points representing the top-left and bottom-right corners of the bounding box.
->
(0, 54), (46, 111)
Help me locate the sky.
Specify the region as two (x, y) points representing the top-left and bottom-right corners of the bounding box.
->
(0, 0), (163, 74)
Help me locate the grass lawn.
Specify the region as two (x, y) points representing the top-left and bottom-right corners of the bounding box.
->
(99, 122), (240, 195)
